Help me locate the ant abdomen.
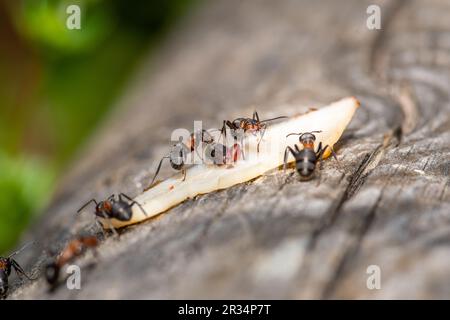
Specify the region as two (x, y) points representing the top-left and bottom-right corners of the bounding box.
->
(295, 149), (317, 179)
(111, 202), (133, 221)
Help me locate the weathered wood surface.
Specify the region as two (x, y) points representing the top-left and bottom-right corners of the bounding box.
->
(10, 0), (450, 299)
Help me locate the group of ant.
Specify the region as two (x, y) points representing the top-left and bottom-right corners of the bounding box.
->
(0, 110), (339, 299)
(0, 194), (141, 298)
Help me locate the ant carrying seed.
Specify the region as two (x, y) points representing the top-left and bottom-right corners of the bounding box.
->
(145, 130), (216, 190)
(0, 242), (36, 299)
(77, 193), (147, 235)
(45, 236), (98, 290)
(283, 131), (339, 180)
(220, 111), (287, 153)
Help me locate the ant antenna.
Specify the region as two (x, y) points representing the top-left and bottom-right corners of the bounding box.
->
(8, 241), (36, 259)
(146, 156), (170, 190)
(286, 130), (322, 138)
(77, 199), (99, 215)
(286, 132), (303, 138)
(260, 116), (288, 123)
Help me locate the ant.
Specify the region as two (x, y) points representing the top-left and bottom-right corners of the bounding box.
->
(77, 193), (147, 235)
(204, 142), (243, 166)
(45, 236), (98, 290)
(0, 242), (36, 299)
(221, 111), (287, 153)
(283, 131), (339, 180)
(145, 130), (216, 190)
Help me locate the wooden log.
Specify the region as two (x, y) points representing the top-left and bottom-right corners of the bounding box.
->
(10, 0), (450, 299)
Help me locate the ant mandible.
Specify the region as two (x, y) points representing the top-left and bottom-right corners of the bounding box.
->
(0, 242), (36, 299)
(221, 111), (287, 153)
(283, 131), (339, 180)
(45, 236), (98, 290)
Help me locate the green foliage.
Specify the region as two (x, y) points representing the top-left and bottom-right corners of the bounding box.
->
(0, 152), (54, 254)
(0, 0), (198, 253)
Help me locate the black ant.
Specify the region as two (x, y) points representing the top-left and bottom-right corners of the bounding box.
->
(221, 111), (287, 153)
(77, 193), (147, 234)
(283, 131), (338, 180)
(0, 242), (36, 299)
(45, 236), (98, 290)
(145, 130), (216, 190)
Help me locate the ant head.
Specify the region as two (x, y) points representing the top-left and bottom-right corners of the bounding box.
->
(45, 262), (60, 285)
(287, 131), (321, 145)
(299, 132), (316, 143)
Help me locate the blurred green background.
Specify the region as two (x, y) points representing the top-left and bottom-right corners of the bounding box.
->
(0, 0), (197, 254)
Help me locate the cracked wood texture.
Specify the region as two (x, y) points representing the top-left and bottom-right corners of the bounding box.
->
(10, 0), (450, 299)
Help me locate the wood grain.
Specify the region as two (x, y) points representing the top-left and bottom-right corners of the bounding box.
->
(9, 0), (450, 299)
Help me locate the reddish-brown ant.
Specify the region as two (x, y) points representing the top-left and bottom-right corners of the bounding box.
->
(77, 193), (147, 234)
(221, 111), (287, 153)
(0, 242), (36, 299)
(45, 236), (98, 289)
(283, 131), (338, 180)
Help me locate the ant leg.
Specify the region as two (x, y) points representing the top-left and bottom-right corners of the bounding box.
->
(321, 144), (342, 171)
(256, 127), (266, 154)
(100, 212), (119, 237)
(119, 193), (148, 217)
(8, 241), (35, 259)
(95, 219), (108, 239)
(283, 146), (296, 173)
(194, 146), (205, 162)
(225, 121), (237, 141)
(219, 120), (229, 144)
(238, 136), (246, 160)
(321, 144), (338, 161)
(253, 110), (260, 122)
(77, 199), (98, 214)
(10, 259), (36, 280)
(145, 156), (169, 191)
(118, 193), (133, 202)
(240, 143), (245, 162)
(181, 168), (187, 181)
(315, 142), (324, 170)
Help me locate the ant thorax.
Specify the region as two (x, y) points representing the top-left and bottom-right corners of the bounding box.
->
(0, 259), (8, 271)
(97, 201), (112, 213)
